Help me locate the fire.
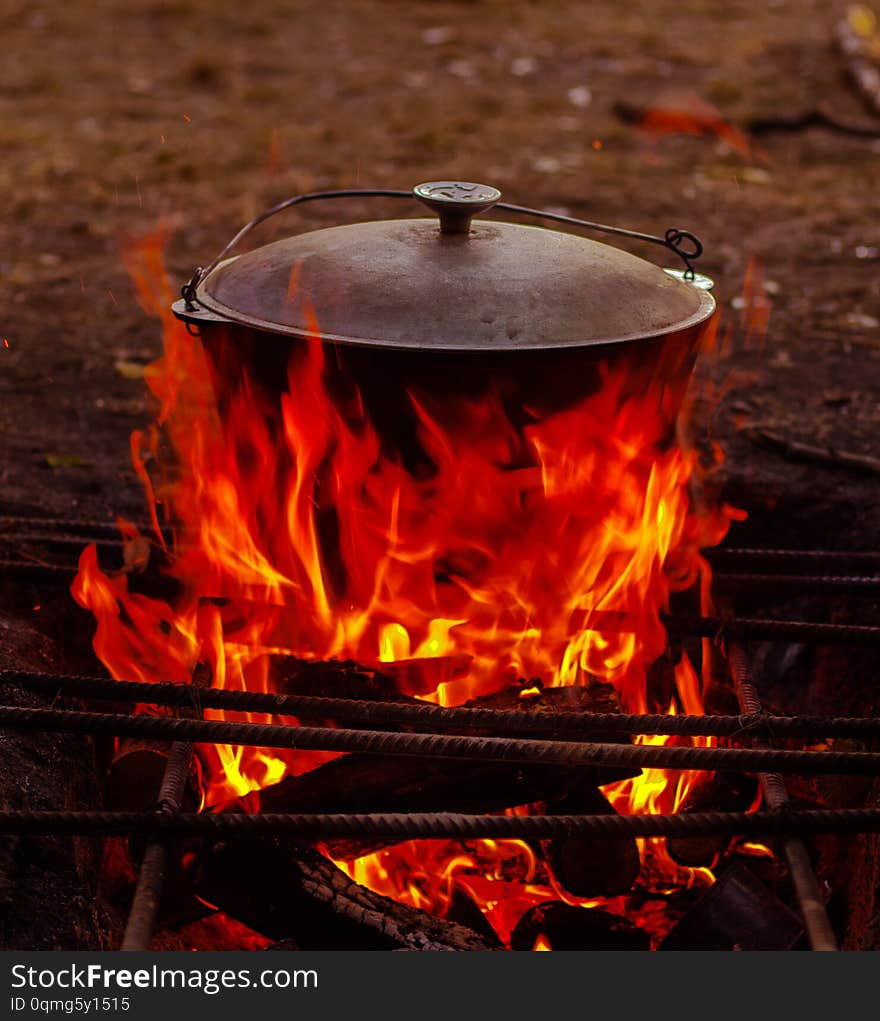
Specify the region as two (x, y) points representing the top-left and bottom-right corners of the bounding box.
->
(73, 227), (743, 946)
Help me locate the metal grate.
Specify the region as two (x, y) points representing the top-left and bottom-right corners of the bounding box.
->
(2, 513), (879, 952)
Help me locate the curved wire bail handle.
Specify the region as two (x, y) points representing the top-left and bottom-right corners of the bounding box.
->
(180, 186), (706, 309)
(181, 188), (411, 310)
(495, 201), (705, 280)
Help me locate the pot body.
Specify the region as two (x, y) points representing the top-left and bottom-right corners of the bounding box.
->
(174, 189), (716, 463)
(194, 317), (708, 471)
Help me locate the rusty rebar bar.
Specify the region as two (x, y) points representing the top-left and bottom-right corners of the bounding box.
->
(0, 532), (126, 549)
(4, 517), (876, 569)
(120, 740), (193, 952)
(3, 703), (880, 775)
(724, 617), (839, 951)
(2, 808), (880, 840)
(3, 542), (880, 644)
(6, 669), (880, 742)
(713, 574), (880, 595)
(0, 515), (130, 536)
(0, 559), (78, 580)
(706, 548), (880, 569)
(665, 615), (880, 647)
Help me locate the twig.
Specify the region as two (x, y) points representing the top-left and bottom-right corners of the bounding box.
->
(747, 103), (880, 138)
(743, 426), (880, 477)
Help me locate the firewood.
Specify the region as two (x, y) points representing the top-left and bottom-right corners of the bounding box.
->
(443, 888), (504, 946)
(509, 902), (650, 950)
(667, 771), (757, 867)
(271, 655), (408, 704)
(372, 655), (473, 696)
(658, 862), (803, 950)
(105, 740), (175, 812)
(190, 839), (495, 950)
(257, 681), (639, 859)
(543, 784), (641, 898)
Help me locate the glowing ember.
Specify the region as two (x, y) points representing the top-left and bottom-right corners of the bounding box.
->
(73, 228), (744, 947)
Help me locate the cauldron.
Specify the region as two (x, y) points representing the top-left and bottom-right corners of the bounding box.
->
(172, 182), (715, 456)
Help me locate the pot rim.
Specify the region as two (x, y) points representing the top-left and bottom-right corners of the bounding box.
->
(175, 257), (717, 352)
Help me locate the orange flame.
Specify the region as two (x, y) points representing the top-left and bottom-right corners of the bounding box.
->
(73, 229), (743, 945)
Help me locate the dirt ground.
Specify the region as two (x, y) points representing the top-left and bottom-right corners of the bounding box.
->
(2, 0), (879, 549)
(2, 0), (880, 953)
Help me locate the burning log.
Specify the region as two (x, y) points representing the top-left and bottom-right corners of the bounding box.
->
(509, 902), (650, 951)
(272, 655), (409, 706)
(658, 862), (804, 950)
(191, 839), (495, 951)
(667, 771), (758, 867)
(443, 888), (505, 946)
(257, 681), (638, 859)
(543, 784), (641, 898)
(105, 740), (177, 811)
(373, 655), (473, 697)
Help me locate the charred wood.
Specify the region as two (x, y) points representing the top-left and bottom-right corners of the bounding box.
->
(191, 839), (495, 951)
(666, 771), (757, 867)
(258, 682), (638, 859)
(510, 902), (649, 951)
(658, 862), (804, 950)
(543, 784), (641, 898)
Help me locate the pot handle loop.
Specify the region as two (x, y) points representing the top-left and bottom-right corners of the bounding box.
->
(181, 185), (705, 310)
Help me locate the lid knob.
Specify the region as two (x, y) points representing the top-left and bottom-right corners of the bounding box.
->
(413, 181), (502, 235)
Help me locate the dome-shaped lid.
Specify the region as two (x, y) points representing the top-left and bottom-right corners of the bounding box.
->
(184, 182), (715, 351)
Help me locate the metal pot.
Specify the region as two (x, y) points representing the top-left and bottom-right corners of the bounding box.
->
(172, 182), (715, 458)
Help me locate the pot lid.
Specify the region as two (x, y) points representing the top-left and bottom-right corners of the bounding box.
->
(181, 182), (715, 351)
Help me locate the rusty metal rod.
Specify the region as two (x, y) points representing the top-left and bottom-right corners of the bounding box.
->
(713, 574), (880, 595)
(706, 548), (880, 569)
(665, 615), (880, 647)
(0, 559), (80, 579)
(3, 517), (875, 567)
(6, 669), (880, 742)
(5, 536), (879, 595)
(724, 620), (839, 951)
(0, 533), (127, 549)
(2, 807), (880, 840)
(5, 520), (877, 572)
(2, 544), (879, 645)
(3, 703), (880, 775)
(0, 515), (132, 536)
(120, 740), (193, 952)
